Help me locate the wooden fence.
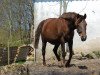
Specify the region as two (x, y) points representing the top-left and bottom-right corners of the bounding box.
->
(0, 45), (33, 66)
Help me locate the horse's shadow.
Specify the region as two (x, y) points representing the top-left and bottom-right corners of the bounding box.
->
(78, 65), (88, 69)
(68, 64), (88, 69)
(47, 63), (76, 68)
(47, 63), (88, 69)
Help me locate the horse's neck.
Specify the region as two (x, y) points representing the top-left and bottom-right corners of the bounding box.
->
(66, 18), (76, 31)
(69, 15), (77, 30)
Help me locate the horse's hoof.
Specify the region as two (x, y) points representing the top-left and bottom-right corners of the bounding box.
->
(58, 61), (63, 67)
(43, 64), (46, 66)
(58, 61), (66, 67)
(65, 63), (76, 67)
(65, 65), (70, 67)
(65, 63), (70, 67)
(43, 62), (46, 66)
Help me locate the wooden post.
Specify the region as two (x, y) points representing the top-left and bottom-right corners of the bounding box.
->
(7, 41), (10, 65)
(34, 49), (36, 62)
(34, 29), (36, 63)
(33, 7), (36, 63)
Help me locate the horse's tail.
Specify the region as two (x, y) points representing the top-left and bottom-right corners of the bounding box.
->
(34, 20), (45, 49)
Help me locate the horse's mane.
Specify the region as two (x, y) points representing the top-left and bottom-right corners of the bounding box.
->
(59, 12), (77, 20)
(59, 12), (78, 29)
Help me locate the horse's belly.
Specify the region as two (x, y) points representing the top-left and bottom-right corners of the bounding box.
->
(42, 35), (60, 44)
(47, 39), (60, 45)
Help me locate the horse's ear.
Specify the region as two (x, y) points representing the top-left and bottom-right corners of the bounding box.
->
(84, 14), (87, 19)
(77, 14), (80, 19)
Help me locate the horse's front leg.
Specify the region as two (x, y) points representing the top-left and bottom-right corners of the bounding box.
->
(65, 39), (73, 67)
(42, 42), (47, 66)
(61, 38), (66, 66)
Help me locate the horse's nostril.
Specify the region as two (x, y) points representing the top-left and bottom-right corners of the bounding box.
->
(81, 36), (87, 41)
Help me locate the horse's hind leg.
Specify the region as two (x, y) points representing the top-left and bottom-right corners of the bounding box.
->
(53, 44), (60, 61)
(42, 42), (47, 66)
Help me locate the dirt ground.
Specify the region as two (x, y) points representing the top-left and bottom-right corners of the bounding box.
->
(28, 59), (100, 75)
(0, 58), (100, 75)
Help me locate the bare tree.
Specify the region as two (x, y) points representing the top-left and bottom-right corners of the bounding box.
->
(59, 0), (69, 15)
(0, 0), (34, 46)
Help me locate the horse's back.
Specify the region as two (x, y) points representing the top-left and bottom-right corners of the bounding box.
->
(41, 18), (69, 43)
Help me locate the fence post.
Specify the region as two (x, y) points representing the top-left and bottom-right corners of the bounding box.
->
(34, 49), (36, 62)
(7, 41), (10, 65)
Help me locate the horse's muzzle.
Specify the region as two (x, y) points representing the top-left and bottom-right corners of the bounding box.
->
(81, 36), (87, 41)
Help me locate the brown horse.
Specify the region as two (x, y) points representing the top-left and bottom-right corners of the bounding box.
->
(34, 12), (87, 67)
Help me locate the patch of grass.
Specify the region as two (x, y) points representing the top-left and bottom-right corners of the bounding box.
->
(85, 53), (94, 59)
(15, 60), (26, 64)
(81, 52), (85, 57)
(93, 51), (100, 58)
(80, 50), (100, 59)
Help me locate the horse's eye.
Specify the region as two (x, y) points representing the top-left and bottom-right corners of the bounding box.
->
(77, 26), (82, 33)
(78, 30), (82, 34)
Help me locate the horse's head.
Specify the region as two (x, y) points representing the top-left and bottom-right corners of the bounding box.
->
(60, 12), (87, 41)
(75, 14), (87, 41)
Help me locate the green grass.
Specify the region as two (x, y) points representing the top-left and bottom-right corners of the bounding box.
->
(93, 51), (100, 58)
(81, 50), (100, 59)
(15, 60), (26, 64)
